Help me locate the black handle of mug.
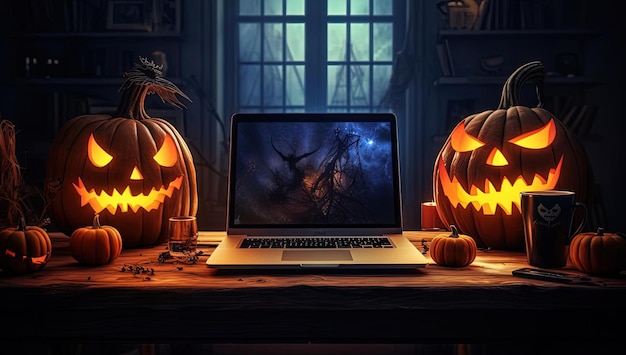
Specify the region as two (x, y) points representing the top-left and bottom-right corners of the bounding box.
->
(568, 202), (588, 243)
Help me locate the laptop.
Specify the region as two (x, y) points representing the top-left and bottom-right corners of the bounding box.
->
(205, 112), (428, 269)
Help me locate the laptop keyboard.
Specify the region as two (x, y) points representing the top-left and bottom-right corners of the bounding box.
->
(240, 237), (394, 249)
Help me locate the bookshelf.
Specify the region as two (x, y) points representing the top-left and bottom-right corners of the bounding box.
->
(428, 0), (609, 230)
(0, 0), (184, 195)
(433, 0), (602, 140)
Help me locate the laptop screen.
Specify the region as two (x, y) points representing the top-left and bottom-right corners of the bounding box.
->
(227, 113), (402, 234)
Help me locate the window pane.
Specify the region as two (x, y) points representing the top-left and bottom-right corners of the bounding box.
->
(240, 65), (261, 105)
(373, 23), (392, 61)
(286, 23), (305, 61)
(239, 23), (261, 61)
(351, 65), (370, 106)
(328, 0), (346, 15)
(350, 0), (369, 15)
(239, 0), (260, 15)
(373, 64), (392, 105)
(350, 23), (370, 61)
(328, 64), (346, 106)
(373, 0), (393, 15)
(286, 0), (305, 15)
(236, 0), (400, 113)
(264, 23), (283, 61)
(264, 65), (284, 106)
(265, 0), (282, 15)
(327, 23), (346, 61)
(286, 65), (305, 105)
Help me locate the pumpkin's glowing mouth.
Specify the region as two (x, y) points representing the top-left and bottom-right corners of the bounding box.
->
(73, 176), (184, 214)
(438, 156), (563, 215)
(5, 250), (49, 264)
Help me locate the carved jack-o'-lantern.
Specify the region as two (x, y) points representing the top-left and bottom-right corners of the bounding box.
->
(433, 61), (593, 250)
(45, 58), (198, 248)
(0, 218), (52, 274)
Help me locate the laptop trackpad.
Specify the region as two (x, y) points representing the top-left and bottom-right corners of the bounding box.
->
(282, 250), (353, 261)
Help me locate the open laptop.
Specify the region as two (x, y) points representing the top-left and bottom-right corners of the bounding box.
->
(206, 112), (428, 269)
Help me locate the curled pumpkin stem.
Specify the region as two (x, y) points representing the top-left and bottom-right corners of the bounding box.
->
(498, 60), (545, 109)
(115, 57), (191, 120)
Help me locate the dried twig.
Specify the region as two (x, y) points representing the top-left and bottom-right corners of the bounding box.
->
(0, 119), (24, 228)
(0, 119), (52, 229)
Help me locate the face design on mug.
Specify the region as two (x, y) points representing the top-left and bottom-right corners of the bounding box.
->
(537, 203), (561, 222)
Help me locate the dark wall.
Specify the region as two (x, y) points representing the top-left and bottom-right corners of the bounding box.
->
(419, 0), (626, 233)
(1, 0), (625, 233)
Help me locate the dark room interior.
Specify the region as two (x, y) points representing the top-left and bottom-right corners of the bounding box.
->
(1, 0), (625, 233)
(1, 0), (625, 354)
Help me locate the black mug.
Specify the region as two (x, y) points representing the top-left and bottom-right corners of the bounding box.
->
(520, 190), (587, 268)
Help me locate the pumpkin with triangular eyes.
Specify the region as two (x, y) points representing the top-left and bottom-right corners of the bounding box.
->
(433, 61), (593, 250)
(45, 58), (198, 248)
(0, 218), (52, 274)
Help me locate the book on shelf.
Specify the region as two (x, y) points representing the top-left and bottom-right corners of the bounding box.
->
(560, 104), (598, 137)
(436, 42), (452, 77)
(576, 104), (598, 136)
(444, 39), (455, 76)
(16, 0), (104, 33)
(445, 99), (475, 134)
(470, 0), (578, 31)
(472, 0), (489, 30)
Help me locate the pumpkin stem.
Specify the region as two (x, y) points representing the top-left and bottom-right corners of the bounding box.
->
(596, 227), (604, 236)
(115, 57), (191, 121)
(497, 61), (544, 110)
(449, 225), (460, 238)
(115, 84), (152, 120)
(19, 217), (26, 232)
(93, 214), (101, 229)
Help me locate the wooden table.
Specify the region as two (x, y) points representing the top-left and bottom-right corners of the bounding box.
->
(1, 231), (625, 347)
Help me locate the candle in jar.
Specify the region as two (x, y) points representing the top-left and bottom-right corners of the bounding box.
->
(421, 201), (447, 230)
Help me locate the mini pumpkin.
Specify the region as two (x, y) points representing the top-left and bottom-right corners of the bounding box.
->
(69, 214), (123, 265)
(45, 57), (198, 248)
(0, 218), (52, 274)
(430, 225), (477, 267)
(433, 61), (593, 250)
(569, 227), (626, 276)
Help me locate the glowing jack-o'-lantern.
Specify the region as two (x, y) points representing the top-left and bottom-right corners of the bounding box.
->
(45, 57), (198, 248)
(0, 218), (52, 274)
(433, 61), (593, 250)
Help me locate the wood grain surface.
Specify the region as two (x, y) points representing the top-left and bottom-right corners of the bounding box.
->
(1, 231), (625, 343)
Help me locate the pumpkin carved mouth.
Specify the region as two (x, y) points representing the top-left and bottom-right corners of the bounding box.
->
(437, 156), (563, 215)
(4, 250), (49, 264)
(73, 176), (184, 214)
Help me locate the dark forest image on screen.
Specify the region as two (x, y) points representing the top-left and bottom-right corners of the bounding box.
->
(232, 121), (397, 226)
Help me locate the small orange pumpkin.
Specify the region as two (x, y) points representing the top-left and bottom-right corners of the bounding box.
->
(430, 225), (477, 267)
(569, 227), (626, 276)
(0, 218), (52, 274)
(69, 214), (123, 265)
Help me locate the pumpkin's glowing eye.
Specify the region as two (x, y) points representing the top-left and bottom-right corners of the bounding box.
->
(509, 119), (556, 149)
(88, 134), (113, 167)
(153, 134), (178, 167)
(451, 122), (485, 152)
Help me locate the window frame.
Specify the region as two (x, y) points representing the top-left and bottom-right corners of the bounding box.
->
(224, 0), (406, 114)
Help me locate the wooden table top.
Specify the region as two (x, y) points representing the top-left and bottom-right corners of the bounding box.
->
(2, 231), (625, 343)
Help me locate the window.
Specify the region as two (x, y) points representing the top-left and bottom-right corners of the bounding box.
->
(231, 0), (405, 113)
(214, 0), (423, 231)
